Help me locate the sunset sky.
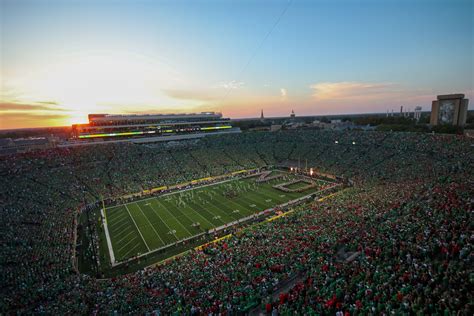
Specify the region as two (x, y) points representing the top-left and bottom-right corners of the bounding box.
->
(1, 0), (473, 129)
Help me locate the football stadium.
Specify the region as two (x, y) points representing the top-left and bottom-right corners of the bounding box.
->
(2, 129), (473, 314)
(103, 171), (339, 265)
(2, 0), (474, 314)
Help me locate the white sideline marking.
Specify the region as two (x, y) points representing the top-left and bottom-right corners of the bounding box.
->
(104, 171), (342, 267)
(125, 204), (151, 252)
(101, 208), (116, 265)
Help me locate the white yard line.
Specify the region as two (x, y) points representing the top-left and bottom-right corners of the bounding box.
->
(121, 242), (142, 259)
(153, 199), (194, 237)
(101, 208), (116, 265)
(108, 213), (129, 228)
(214, 196), (251, 219)
(115, 229), (136, 245)
(125, 204), (151, 252)
(210, 187), (249, 220)
(110, 182), (343, 267)
(136, 203), (166, 245)
(110, 217), (132, 233)
(105, 171), (340, 265)
(183, 204), (216, 229)
(142, 202), (178, 241)
(117, 236), (139, 253)
(198, 198), (235, 225)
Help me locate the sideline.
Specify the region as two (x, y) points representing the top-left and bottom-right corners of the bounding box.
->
(101, 173), (344, 270)
(101, 208), (116, 265)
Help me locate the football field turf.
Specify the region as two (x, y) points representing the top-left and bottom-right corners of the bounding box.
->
(103, 172), (330, 264)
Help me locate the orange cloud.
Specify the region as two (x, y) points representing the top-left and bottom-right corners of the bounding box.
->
(308, 81), (435, 114)
(310, 82), (398, 101)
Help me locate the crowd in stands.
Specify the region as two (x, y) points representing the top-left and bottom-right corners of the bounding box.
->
(1, 130), (473, 314)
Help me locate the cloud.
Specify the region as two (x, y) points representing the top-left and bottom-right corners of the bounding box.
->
(0, 102), (68, 112)
(307, 81), (436, 114)
(310, 82), (398, 101)
(0, 112), (70, 129)
(121, 103), (221, 115)
(37, 101), (59, 105)
(214, 80), (245, 90)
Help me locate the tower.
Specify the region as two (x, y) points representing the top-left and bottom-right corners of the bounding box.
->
(414, 106), (422, 121)
(290, 110), (295, 119)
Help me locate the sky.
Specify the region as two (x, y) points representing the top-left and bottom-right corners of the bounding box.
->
(0, 0), (473, 129)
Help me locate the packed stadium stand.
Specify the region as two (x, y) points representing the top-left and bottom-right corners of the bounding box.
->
(1, 130), (473, 314)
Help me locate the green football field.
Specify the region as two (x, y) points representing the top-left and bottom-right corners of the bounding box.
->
(103, 171), (331, 264)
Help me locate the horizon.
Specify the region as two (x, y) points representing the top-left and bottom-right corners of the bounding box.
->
(1, 0), (473, 129)
(1, 108), (448, 132)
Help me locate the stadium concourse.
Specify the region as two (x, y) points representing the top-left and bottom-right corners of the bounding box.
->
(1, 130), (473, 314)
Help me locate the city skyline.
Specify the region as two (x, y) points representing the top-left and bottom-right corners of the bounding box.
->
(1, 0), (473, 129)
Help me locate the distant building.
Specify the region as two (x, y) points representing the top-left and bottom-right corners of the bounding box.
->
(260, 109), (265, 122)
(414, 106), (422, 121)
(430, 94), (469, 126)
(270, 124), (282, 132)
(290, 110), (295, 120)
(312, 120), (355, 131)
